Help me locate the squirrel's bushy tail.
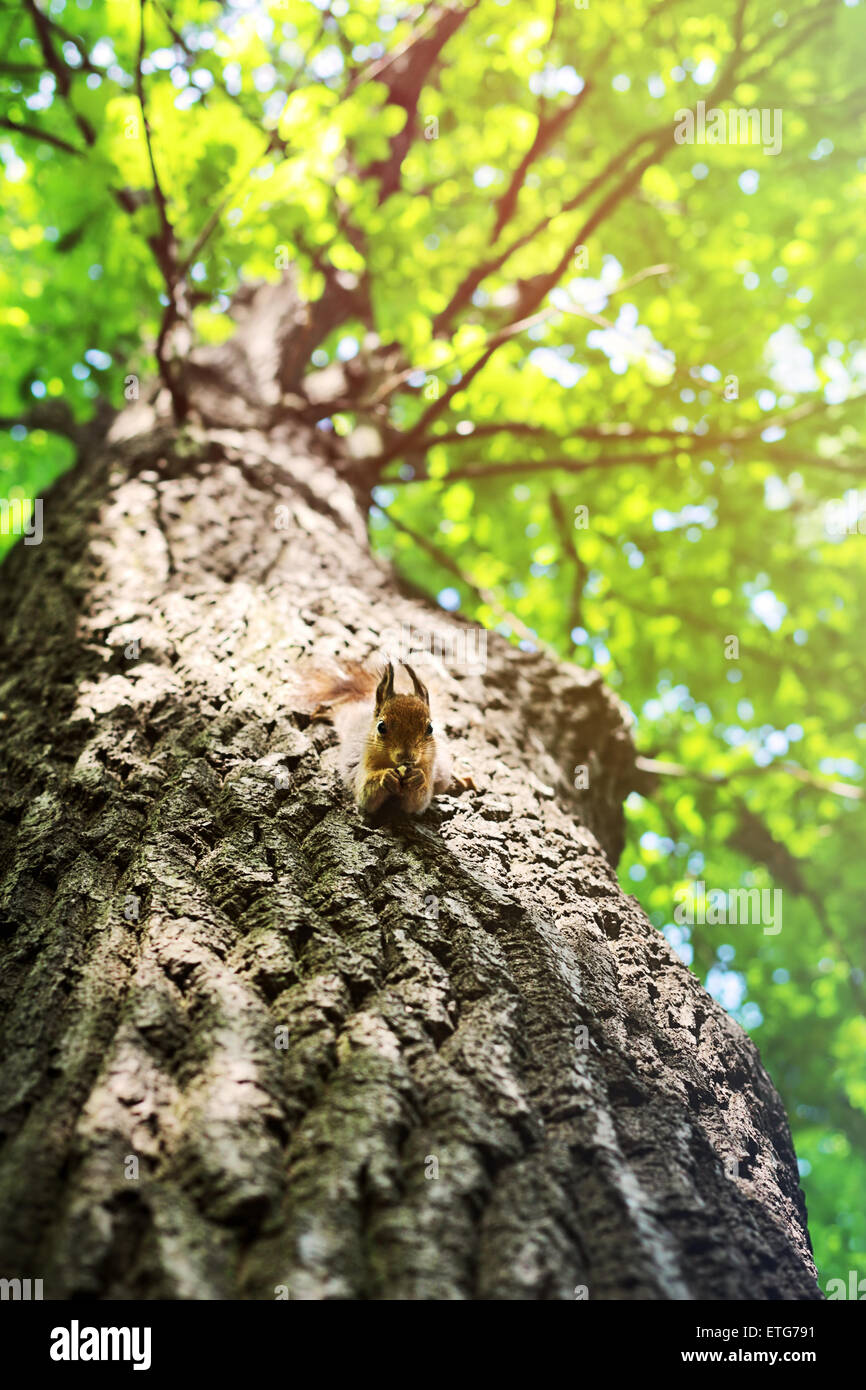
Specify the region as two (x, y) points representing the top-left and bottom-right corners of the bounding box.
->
(296, 658), (379, 713)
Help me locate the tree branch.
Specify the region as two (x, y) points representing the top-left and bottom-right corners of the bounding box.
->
(490, 83), (591, 244)
(388, 448), (678, 486)
(23, 0), (97, 147)
(359, 1), (480, 203)
(404, 420), (697, 451)
(634, 754), (863, 801)
(433, 0), (810, 345)
(432, 123), (666, 336)
(0, 115), (84, 155)
(549, 488), (588, 637)
(136, 0), (189, 421)
(378, 504), (558, 656)
(0, 400), (79, 441)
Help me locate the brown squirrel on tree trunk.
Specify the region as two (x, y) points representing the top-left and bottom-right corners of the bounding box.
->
(304, 660), (473, 814)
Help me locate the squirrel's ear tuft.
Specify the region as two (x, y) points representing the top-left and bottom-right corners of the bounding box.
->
(402, 662), (429, 707)
(374, 662), (395, 711)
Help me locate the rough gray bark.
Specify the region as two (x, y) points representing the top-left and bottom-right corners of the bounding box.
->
(0, 284), (818, 1300)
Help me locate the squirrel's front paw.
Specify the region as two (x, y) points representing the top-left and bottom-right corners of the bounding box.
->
(357, 766), (402, 812)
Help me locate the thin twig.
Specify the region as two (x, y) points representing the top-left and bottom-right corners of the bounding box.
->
(379, 505), (559, 657)
(635, 755), (863, 801)
(135, 0), (189, 421)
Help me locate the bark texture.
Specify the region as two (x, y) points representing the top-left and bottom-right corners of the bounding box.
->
(0, 287), (818, 1300)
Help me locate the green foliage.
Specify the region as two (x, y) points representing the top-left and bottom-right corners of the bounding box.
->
(1, 0), (864, 1289)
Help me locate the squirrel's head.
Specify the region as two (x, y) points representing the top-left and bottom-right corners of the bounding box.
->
(371, 662), (435, 768)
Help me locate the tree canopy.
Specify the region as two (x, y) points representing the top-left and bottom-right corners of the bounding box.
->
(1, 0), (864, 1289)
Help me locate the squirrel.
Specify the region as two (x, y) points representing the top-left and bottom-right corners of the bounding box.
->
(305, 659), (471, 814)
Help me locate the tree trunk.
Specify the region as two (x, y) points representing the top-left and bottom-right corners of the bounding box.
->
(0, 283), (819, 1300)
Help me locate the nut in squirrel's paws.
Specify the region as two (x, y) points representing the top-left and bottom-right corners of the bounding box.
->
(396, 764), (408, 779)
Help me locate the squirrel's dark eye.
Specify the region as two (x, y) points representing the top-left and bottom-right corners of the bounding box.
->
(377, 720), (387, 735)
(425, 722), (433, 737)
